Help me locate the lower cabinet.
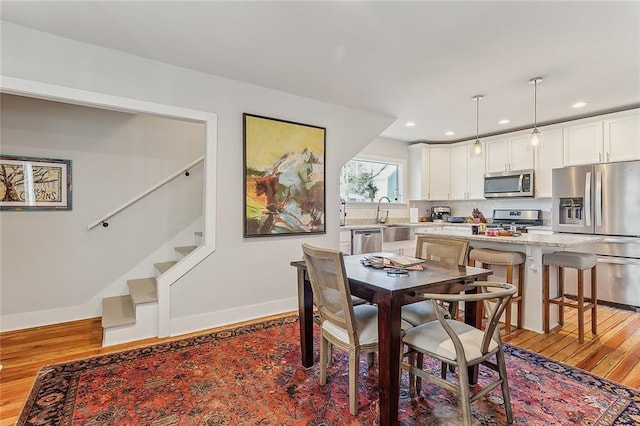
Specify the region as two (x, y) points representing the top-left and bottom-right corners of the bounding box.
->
(339, 230), (352, 255)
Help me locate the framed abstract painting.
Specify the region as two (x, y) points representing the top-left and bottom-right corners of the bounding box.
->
(0, 155), (72, 211)
(243, 114), (326, 237)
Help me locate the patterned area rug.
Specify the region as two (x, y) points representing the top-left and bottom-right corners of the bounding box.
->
(18, 316), (639, 425)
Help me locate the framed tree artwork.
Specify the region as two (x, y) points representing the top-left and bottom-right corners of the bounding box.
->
(0, 155), (72, 211)
(243, 114), (326, 237)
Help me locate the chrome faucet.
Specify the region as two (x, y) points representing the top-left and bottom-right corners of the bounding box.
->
(376, 196), (391, 223)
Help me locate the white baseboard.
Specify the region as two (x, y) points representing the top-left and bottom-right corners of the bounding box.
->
(169, 297), (298, 338)
(0, 303), (99, 332)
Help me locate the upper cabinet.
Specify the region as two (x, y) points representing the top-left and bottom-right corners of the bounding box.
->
(449, 142), (485, 200)
(408, 143), (450, 201)
(563, 109), (640, 166)
(604, 111), (640, 163)
(407, 109), (639, 201)
(534, 128), (563, 198)
(485, 134), (534, 173)
(563, 121), (603, 165)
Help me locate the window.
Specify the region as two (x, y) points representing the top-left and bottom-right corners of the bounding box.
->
(340, 159), (400, 202)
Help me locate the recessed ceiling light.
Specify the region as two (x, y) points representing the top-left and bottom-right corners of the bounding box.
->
(405, 121), (416, 127)
(445, 131), (455, 136)
(498, 119), (510, 125)
(572, 102), (587, 108)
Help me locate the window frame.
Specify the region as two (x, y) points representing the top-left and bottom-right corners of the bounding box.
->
(340, 154), (406, 204)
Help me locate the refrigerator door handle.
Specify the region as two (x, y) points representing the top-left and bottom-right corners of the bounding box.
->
(585, 171), (592, 227)
(595, 171), (602, 227)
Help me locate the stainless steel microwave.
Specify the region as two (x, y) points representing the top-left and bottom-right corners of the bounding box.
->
(484, 169), (535, 198)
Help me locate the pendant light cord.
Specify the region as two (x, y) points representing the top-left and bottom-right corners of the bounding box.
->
(475, 96), (480, 139)
(534, 80), (538, 128)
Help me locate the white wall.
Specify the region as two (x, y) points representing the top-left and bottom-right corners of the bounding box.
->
(0, 22), (395, 332)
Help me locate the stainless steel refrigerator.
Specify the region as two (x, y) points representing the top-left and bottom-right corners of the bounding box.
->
(552, 160), (640, 310)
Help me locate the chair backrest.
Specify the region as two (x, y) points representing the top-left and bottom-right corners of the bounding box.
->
(422, 282), (517, 354)
(301, 243), (359, 344)
(415, 236), (469, 266)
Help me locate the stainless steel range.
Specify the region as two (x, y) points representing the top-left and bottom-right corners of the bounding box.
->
(487, 209), (543, 233)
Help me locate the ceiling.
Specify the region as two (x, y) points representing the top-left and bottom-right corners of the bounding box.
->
(1, 1), (639, 143)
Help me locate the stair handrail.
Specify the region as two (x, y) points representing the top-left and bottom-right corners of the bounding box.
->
(88, 156), (204, 230)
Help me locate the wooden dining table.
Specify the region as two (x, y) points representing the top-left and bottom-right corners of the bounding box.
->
(291, 252), (493, 426)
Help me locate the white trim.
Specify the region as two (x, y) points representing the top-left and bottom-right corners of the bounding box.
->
(169, 297), (298, 337)
(0, 76), (217, 337)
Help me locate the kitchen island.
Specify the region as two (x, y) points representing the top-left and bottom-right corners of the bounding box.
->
(416, 230), (604, 332)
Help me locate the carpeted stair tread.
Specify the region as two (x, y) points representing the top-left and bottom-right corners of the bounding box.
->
(128, 278), (157, 304)
(155, 261), (177, 275)
(101, 295), (135, 328)
(175, 245), (197, 257)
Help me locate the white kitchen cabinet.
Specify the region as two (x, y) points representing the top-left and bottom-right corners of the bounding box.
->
(427, 146), (450, 200)
(563, 110), (639, 166)
(408, 143), (450, 201)
(441, 224), (472, 235)
(339, 230), (352, 255)
(449, 142), (485, 200)
(408, 144), (429, 200)
(563, 120), (603, 166)
(485, 134), (534, 173)
(534, 128), (563, 198)
(604, 110), (640, 162)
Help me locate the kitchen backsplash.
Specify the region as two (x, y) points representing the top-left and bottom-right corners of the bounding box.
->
(343, 198), (553, 225)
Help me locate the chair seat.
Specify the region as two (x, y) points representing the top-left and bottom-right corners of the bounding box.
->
(401, 301), (450, 326)
(403, 319), (499, 364)
(323, 304), (413, 346)
(542, 251), (597, 270)
(469, 248), (525, 266)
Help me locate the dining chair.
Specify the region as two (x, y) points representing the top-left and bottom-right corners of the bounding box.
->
(402, 281), (517, 425)
(401, 236), (469, 326)
(300, 243), (381, 415)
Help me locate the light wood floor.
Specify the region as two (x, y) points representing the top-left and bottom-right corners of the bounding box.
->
(1, 306), (639, 425)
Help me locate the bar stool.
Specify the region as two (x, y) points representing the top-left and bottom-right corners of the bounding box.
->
(468, 248), (525, 334)
(543, 251), (597, 344)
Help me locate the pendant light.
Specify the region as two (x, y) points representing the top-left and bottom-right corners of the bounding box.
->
(471, 95), (483, 157)
(528, 77), (544, 150)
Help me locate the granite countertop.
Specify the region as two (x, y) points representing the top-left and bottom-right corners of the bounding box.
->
(339, 222), (474, 230)
(420, 230), (604, 248)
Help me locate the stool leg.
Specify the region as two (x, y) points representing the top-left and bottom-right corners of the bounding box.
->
(591, 265), (598, 336)
(543, 264), (550, 333)
(517, 264), (524, 330)
(504, 265), (513, 334)
(558, 267), (564, 327)
(577, 269), (585, 344)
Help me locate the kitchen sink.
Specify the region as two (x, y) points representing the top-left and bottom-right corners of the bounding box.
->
(382, 225), (414, 242)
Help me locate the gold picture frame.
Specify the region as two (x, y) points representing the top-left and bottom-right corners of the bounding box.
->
(243, 114), (326, 237)
(0, 155), (72, 211)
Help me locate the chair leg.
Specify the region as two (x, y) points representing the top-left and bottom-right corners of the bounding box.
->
(348, 348), (359, 415)
(591, 265), (598, 336)
(504, 264), (513, 335)
(517, 264), (524, 330)
(496, 348), (514, 424)
(416, 352), (424, 392)
(456, 358), (473, 426)
(408, 352), (416, 397)
(558, 267), (565, 326)
(543, 264), (550, 333)
(577, 269), (585, 344)
(319, 336), (328, 385)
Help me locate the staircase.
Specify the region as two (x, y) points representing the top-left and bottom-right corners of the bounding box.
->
(101, 233), (202, 346)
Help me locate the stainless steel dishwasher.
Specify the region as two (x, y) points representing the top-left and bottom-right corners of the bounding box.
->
(351, 228), (382, 254)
